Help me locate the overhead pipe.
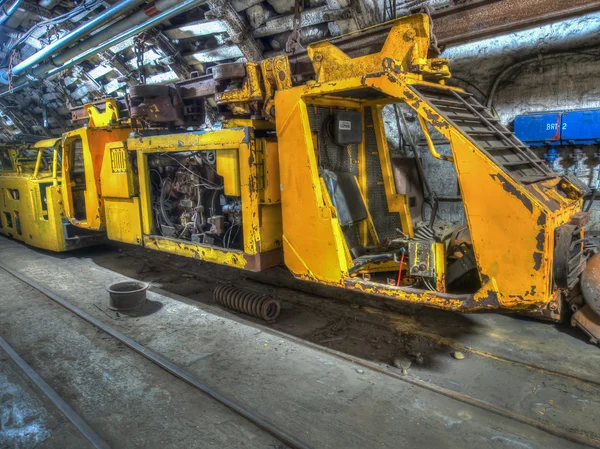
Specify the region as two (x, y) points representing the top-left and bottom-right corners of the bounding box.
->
(1, 0), (207, 91)
(0, 0), (148, 83)
(0, 0), (23, 25)
(46, 0), (207, 77)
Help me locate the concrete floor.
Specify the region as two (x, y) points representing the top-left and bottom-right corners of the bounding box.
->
(0, 236), (598, 448)
(0, 355), (89, 449)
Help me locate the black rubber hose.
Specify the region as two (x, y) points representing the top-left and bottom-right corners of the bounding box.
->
(585, 189), (597, 213)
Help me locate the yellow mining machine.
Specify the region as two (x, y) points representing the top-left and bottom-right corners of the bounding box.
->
(2, 14), (599, 342)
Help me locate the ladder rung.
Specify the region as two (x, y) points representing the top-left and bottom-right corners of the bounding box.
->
(469, 130), (505, 136)
(485, 145), (526, 151)
(431, 98), (468, 107)
(502, 160), (544, 167)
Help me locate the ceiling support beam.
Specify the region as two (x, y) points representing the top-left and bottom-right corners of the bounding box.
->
(432, 0), (600, 47)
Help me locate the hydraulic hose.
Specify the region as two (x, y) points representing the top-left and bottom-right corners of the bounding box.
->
(0, 0), (22, 25)
(0, 0), (207, 95)
(0, 0), (147, 82)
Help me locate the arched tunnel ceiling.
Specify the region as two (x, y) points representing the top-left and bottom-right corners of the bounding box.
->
(0, 0), (599, 141)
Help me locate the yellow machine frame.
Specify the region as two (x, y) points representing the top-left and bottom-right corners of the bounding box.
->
(98, 121), (283, 271)
(1, 14), (588, 325)
(270, 14), (582, 316)
(0, 134), (106, 251)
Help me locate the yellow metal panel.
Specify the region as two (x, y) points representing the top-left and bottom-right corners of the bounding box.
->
(257, 204), (283, 252)
(127, 128), (247, 152)
(135, 151), (152, 237)
(101, 142), (137, 199)
(353, 175), (380, 247)
(216, 149), (241, 197)
(435, 242), (446, 293)
(143, 235), (248, 269)
(105, 197), (143, 245)
(275, 90), (349, 283)
(0, 175), (68, 252)
(61, 127), (130, 231)
(33, 138), (60, 148)
(84, 99), (120, 128)
(357, 109), (369, 247)
(372, 106), (415, 238)
(260, 140), (280, 204)
(239, 141), (261, 255)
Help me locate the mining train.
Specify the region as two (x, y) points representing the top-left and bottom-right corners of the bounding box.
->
(1, 14), (599, 343)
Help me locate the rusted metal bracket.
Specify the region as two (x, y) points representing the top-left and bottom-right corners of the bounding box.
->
(572, 304), (600, 345)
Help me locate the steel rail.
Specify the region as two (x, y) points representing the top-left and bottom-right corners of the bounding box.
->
(125, 259), (600, 446)
(192, 289), (600, 448)
(0, 262), (314, 449)
(153, 260), (600, 388)
(1, 254), (597, 447)
(0, 336), (112, 449)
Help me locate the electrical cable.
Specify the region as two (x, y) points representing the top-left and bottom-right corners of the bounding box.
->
(397, 106), (439, 224)
(585, 189), (598, 213)
(159, 178), (174, 227)
(1, 0), (105, 66)
(395, 249), (405, 287)
(160, 153), (221, 188)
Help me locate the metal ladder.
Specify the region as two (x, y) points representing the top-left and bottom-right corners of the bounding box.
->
(410, 84), (556, 184)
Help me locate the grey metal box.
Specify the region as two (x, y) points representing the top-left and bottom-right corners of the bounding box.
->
(333, 110), (363, 145)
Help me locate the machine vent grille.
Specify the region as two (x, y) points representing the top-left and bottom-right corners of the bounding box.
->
(110, 148), (127, 173)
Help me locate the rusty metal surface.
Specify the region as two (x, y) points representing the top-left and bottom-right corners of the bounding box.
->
(178, 74), (218, 100)
(245, 248), (284, 272)
(572, 304), (600, 345)
(432, 0), (600, 46)
(581, 252), (600, 315)
(211, 62), (247, 81)
(129, 84), (185, 126)
(214, 284), (281, 322)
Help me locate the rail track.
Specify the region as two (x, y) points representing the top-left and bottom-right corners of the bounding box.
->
(97, 246), (600, 447)
(1, 242), (600, 448)
(0, 262), (314, 449)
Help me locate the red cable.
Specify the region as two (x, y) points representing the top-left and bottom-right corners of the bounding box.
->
(396, 251), (405, 287)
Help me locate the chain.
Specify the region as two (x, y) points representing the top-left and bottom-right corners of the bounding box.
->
(7, 50), (16, 94)
(285, 0), (304, 54)
(134, 35), (146, 84)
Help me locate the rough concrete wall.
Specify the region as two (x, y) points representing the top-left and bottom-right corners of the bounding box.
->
(382, 12), (600, 227)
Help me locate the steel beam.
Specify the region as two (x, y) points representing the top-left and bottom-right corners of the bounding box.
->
(184, 46), (244, 64)
(432, 0), (600, 47)
(206, 0), (263, 61)
(164, 19), (227, 40)
(252, 6), (352, 38)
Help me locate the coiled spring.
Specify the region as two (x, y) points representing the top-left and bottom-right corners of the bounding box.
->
(213, 285), (281, 322)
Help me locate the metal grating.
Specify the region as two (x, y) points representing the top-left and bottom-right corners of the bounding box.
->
(308, 107), (361, 250)
(110, 147), (128, 173)
(364, 107), (402, 241)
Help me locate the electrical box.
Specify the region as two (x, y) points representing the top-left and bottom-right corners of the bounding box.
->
(333, 110), (363, 145)
(514, 113), (562, 146)
(561, 109), (600, 145)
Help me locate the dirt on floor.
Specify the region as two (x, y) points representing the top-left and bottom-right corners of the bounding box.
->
(86, 243), (484, 372)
